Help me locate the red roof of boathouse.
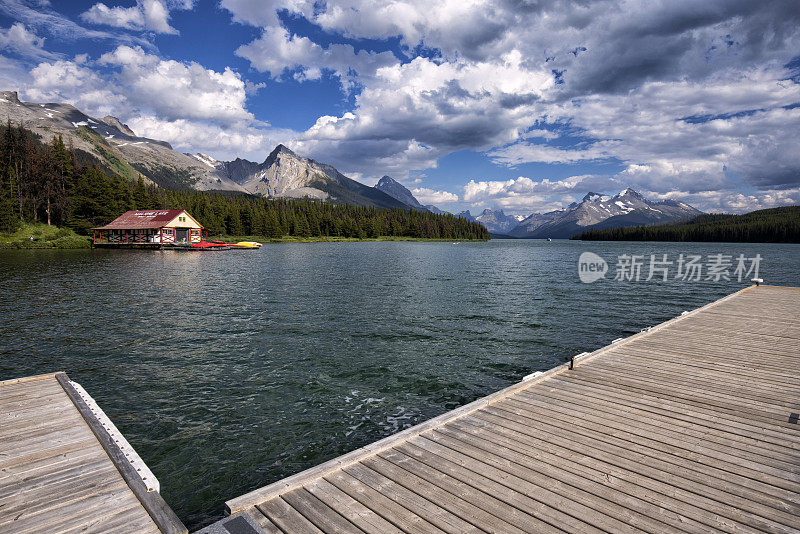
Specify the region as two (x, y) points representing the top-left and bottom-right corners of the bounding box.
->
(93, 209), (197, 230)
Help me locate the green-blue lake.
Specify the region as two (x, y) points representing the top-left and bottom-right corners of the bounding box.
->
(1, 240), (798, 529)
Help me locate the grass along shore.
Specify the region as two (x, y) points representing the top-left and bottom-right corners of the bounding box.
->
(0, 223), (91, 249)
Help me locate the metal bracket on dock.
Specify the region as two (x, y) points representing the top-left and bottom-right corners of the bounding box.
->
(68, 380), (160, 493)
(564, 355), (575, 370)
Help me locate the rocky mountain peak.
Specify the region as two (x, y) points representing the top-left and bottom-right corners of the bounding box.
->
(472, 208), (521, 234)
(581, 192), (605, 203)
(0, 91), (20, 103)
(101, 116), (135, 137)
(615, 187), (644, 199)
(482, 208), (504, 216)
(374, 175), (426, 210)
(262, 143), (298, 166)
(377, 175), (397, 187)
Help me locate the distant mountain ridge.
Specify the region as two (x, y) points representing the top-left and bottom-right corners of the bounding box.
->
(509, 188), (702, 238)
(457, 209), (523, 234)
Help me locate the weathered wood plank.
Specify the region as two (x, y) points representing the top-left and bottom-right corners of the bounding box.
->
(0, 374), (182, 534)
(346, 462), (482, 534)
(306, 478), (405, 534)
(380, 446), (553, 534)
(257, 496), (326, 534)
(525, 382), (800, 469)
(325, 469), (446, 534)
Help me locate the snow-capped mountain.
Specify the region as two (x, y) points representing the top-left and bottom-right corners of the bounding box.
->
(510, 188), (702, 238)
(458, 209), (523, 234)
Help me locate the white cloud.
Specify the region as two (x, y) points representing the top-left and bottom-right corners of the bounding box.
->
(0, 0), (149, 45)
(461, 175), (607, 214)
(488, 142), (616, 166)
(649, 188), (800, 214)
(235, 26), (397, 88)
(81, 0), (189, 35)
(124, 115), (293, 161)
(0, 22), (58, 59)
(20, 49), (289, 162)
(25, 59), (127, 116)
(293, 53), (553, 175)
(97, 46), (252, 123)
(410, 187), (458, 204)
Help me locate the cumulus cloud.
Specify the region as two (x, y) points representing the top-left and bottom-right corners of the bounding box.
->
(124, 115), (293, 161)
(410, 187), (458, 204)
(25, 47), (254, 124)
(81, 0), (190, 35)
(235, 26), (397, 87)
(292, 53), (553, 175)
(20, 47), (289, 162)
(25, 59), (127, 116)
(97, 45), (252, 123)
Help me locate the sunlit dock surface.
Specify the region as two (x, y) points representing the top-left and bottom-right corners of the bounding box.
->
(211, 285), (800, 533)
(0, 373), (186, 534)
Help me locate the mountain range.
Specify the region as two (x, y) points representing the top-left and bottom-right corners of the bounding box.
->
(1, 90), (702, 237)
(0, 90), (406, 209)
(508, 189), (702, 238)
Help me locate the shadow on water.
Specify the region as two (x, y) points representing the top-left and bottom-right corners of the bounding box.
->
(1, 240), (798, 529)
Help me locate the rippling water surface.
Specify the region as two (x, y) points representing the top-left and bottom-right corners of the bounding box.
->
(1, 240), (798, 529)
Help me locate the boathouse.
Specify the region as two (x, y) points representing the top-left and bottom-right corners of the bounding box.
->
(93, 209), (204, 245)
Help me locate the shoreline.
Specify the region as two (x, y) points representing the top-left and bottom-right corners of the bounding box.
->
(1, 227), (488, 249)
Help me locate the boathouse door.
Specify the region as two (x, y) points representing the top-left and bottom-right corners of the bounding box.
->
(175, 228), (189, 242)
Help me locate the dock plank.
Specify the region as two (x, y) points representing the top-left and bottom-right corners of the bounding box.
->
(0, 374), (182, 534)
(221, 285), (800, 533)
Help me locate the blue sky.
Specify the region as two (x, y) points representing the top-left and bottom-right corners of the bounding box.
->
(0, 0), (799, 215)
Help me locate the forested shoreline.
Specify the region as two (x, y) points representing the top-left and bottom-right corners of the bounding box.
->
(574, 207), (800, 243)
(0, 123), (488, 241)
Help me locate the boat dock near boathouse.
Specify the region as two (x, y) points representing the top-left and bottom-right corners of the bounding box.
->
(2, 284), (798, 533)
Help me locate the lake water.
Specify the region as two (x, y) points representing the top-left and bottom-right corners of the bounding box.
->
(1, 240), (798, 529)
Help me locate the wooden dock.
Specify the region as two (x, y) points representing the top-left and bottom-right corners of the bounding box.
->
(211, 284), (800, 533)
(0, 373), (186, 534)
